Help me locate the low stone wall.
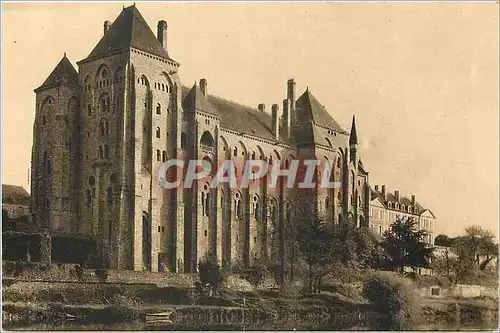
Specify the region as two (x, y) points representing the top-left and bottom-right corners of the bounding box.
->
(418, 284), (498, 298)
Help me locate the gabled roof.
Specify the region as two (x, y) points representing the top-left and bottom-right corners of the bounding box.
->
(2, 185), (30, 206)
(295, 89), (348, 134)
(182, 84), (219, 116)
(34, 54), (79, 92)
(181, 86), (290, 143)
(371, 186), (432, 216)
(81, 5), (176, 63)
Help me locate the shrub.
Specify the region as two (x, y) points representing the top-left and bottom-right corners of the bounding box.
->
(362, 271), (421, 330)
(198, 257), (224, 297)
(75, 265), (84, 280)
(244, 262), (267, 288)
(95, 269), (108, 282)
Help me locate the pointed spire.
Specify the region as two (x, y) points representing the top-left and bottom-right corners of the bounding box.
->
(63, 52), (67, 58)
(349, 114), (358, 145)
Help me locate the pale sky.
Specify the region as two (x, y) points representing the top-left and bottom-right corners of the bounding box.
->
(2, 2), (498, 238)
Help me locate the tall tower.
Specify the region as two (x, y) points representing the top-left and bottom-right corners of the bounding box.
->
(31, 54), (81, 233)
(73, 4), (182, 271)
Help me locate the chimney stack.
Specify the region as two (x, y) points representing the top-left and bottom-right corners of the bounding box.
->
(287, 79), (296, 123)
(283, 99), (291, 137)
(395, 190), (400, 201)
(381, 185), (386, 198)
(411, 195), (416, 205)
(200, 79), (208, 97)
(157, 20), (168, 52)
(104, 20), (112, 35)
(271, 104), (279, 140)
(258, 104), (266, 112)
(375, 185), (379, 192)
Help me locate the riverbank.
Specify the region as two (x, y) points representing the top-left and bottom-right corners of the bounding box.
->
(2, 278), (498, 330)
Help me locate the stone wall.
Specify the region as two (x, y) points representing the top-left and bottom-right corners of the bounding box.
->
(417, 284), (498, 298)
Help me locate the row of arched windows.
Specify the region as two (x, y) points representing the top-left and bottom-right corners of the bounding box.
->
(98, 145), (110, 159)
(156, 149), (167, 162)
(154, 82), (171, 93)
(99, 119), (109, 136)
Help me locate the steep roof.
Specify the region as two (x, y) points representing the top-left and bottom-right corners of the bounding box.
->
(82, 5), (176, 63)
(370, 186), (431, 216)
(349, 115), (358, 145)
(182, 84), (219, 116)
(2, 185), (30, 206)
(34, 54), (79, 92)
(181, 86), (289, 143)
(295, 89), (348, 134)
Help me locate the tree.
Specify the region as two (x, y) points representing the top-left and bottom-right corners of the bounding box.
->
(434, 234), (454, 247)
(381, 217), (432, 274)
(296, 217), (336, 293)
(198, 256), (224, 297)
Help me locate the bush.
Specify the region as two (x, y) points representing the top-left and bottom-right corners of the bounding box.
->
(362, 271), (421, 330)
(244, 262), (267, 288)
(198, 257), (224, 297)
(74, 265), (84, 280)
(95, 269), (108, 282)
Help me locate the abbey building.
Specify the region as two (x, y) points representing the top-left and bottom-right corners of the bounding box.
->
(30, 5), (371, 273)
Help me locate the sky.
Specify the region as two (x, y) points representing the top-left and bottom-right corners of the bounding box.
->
(2, 2), (498, 238)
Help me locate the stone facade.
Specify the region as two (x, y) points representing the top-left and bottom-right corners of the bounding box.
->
(30, 5), (371, 273)
(369, 185), (437, 245)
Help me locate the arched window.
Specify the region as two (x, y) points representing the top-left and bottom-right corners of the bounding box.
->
(156, 127), (161, 138)
(100, 95), (109, 113)
(251, 151), (256, 160)
(233, 147), (238, 157)
(89, 176), (95, 186)
(156, 149), (161, 161)
(156, 103), (161, 115)
(205, 193), (210, 217)
(236, 200), (243, 219)
(47, 160), (52, 175)
(181, 132), (187, 150)
(336, 156), (341, 168)
(107, 187), (113, 206)
(162, 150), (167, 162)
(253, 195), (260, 220)
(200, 131), (215, 147)
(87, 104), (92, 115)
(99, 119), (109, 136)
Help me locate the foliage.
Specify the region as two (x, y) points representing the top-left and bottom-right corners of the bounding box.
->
(381, 217), (432, 273)
(95, 269), (108, 282)
(434, 234), (454, 247)
(362, 271), (421, 330)
(198, 256), (224, 297)
(432, 226), (498, 285)
(245, 261), (268, 288)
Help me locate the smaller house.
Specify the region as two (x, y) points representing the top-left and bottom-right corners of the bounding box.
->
(2, 184), (30, 219)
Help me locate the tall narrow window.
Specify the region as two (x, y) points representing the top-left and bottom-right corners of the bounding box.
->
(181, 132), (187, 150)
(87, 104), (92, 115)
(156, 149), (161, 161)
(205, 193), (210, 217)
(46, 160), (52, 175)
(99, 146), (103, 159)
(86, 189), (92, 208)
(156, 103), (161, 115)
(325, 197), (329, 210)
(104, 145), (109, 158)
(233, 147), (237, 157)
(162, 150), (167, 162)
(107, 187), (113, 206)
(156, 127), (161, 138)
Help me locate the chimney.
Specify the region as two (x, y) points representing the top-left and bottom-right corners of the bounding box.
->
(157, 20), (168, 52)
(271, 104), (279, 140)
(258, 104), (265, 112)
(381, 185), (386, 198)
(411, 195), (416, 205)
(283, 99), (291, 136)
(287, 79), (296, 123)
(103, 21), (112, 35)
(374, 185), (379, 192)
(200, 79), (208, 97)
(395, 190), (400, 201)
